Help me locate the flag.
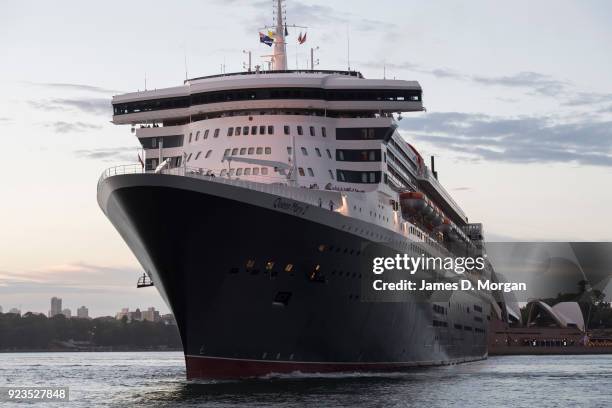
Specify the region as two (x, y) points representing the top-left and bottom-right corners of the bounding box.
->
(138, 153), (144, 169)
(298, 32), (307, 44)
(267, 30), (275, 38)
(259, 32), (273, 47)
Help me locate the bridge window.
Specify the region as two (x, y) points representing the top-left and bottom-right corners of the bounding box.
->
(243, 126), (249, 135)
(259, 125), (266, 134)
(268, 125), (274, 134)
(227, 127), (234, 137)
(297, 126), (303, 135)
(336, 170), (381, 184)
(235, 127), (242, 136)
(336, 127), (390, 140)
(248, 147), (255, 155)
(256, 147), (263, 154)
(251, 126), (257, 135)
(336, 149), (381, 162)
(309, 126), (315, 136)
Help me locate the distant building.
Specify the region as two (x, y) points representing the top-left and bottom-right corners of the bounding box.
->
(8, 308), (21, 316)
(61, 308), (72, 318)
(131, 308), (142, 322)
(49, 297), (62, 317)
(77, 306), (89, 319)
(161, 313), (176, 325)
(115, 307), (130, 320)
(142, 307), (160, 322)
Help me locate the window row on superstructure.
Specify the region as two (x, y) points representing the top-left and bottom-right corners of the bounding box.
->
(220, 167), (270, 177)
(113, 87), (422, 116)
(223, 147), (273, 156)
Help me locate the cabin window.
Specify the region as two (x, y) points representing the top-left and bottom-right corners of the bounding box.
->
(315, 148), (321, 157)
(236, 168), (243, 176)
(328, 169), (334, 179)
(287, 147), (292, 155)
(232, 148), (239, 155)
(202, 130), (208, 139)
(251, 126), (257, 135)
(309, 126), (315, 136)
(229, 168), (236, 176)
(256, 147), (263, 154)
(195, 151), (202, 160)
(326, 149), (332, 158)
(265, 147), (271, 154)
(284, 125), (290, 135)
(220, 169), (227, 176)
(268, 125), (274, 134)
(248, 147), (255, 155)
(301, 147), (308, 156)
(187, 153), (193, 161)
(321, 127), (327, 137)
(235, 127), (241, 136)
(297, 125), (303, 135)
(205, 150), (212, 158)
(298, 167), (305, 176)
(214, 128), (220, 138)
(240, 148), (246, 155)
(195, 131), (200, 141)
(307, 168), (314, 177)
(261, 167), (268, 175)
(188, 133), (192, 143)
(227, 127), (234, 136)
(224, 149), (230, 156)
(253, 167), (260, 175)
(284, 264), (293, 272)
(243, 126), (249, 135)
(259, 125), (266, 134)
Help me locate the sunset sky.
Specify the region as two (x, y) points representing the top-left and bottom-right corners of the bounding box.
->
(1, 0), (611, 316)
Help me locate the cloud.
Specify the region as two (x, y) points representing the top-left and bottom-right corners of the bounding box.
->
(29, 82), (121, 94)
(45, 121), (102, 133)
(30, 97), (110, 115)
(399, 112), (612, 167)
(74, 146), (137, 162)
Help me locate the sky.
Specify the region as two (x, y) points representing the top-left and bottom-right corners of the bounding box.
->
(0, 0), (611, 317)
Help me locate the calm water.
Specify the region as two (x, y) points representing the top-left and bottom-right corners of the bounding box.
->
(1, 352), (611, 407)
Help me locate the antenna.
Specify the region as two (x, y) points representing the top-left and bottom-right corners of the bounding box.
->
(346, 24), (351, 71)
(184, 53), (188, 80)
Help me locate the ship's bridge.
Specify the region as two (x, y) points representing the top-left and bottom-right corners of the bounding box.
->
(111, 70), (423, 125)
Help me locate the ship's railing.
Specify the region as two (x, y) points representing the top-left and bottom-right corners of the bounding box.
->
(98, 164), (342, 209)
(417, 166), (467, 221)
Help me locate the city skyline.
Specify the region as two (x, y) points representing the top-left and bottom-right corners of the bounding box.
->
(1, 0), (611, 315)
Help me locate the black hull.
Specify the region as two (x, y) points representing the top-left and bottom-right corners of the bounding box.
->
(99, 174), (488, 379)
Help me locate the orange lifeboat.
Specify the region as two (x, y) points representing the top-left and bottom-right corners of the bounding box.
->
(399, 192), (433, 217)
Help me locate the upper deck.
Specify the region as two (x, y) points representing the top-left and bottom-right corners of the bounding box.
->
(111, 70), (423, 125)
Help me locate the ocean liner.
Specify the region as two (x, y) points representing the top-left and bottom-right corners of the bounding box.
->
(98, 0), (493, 379)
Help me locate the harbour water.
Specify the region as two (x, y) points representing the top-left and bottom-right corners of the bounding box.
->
(1, 352), (611, 407)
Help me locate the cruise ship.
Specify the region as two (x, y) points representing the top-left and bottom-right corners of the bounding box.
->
(97, 0), (493, 379)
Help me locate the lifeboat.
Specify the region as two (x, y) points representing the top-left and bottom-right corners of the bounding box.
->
(399, 192), (433, 217)
(436, 218), (452, 233)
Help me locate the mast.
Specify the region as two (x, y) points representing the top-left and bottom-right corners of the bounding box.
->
(272, 0), (287, 70)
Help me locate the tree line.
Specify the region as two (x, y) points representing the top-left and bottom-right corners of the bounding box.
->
(0, 313), (182, 350)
